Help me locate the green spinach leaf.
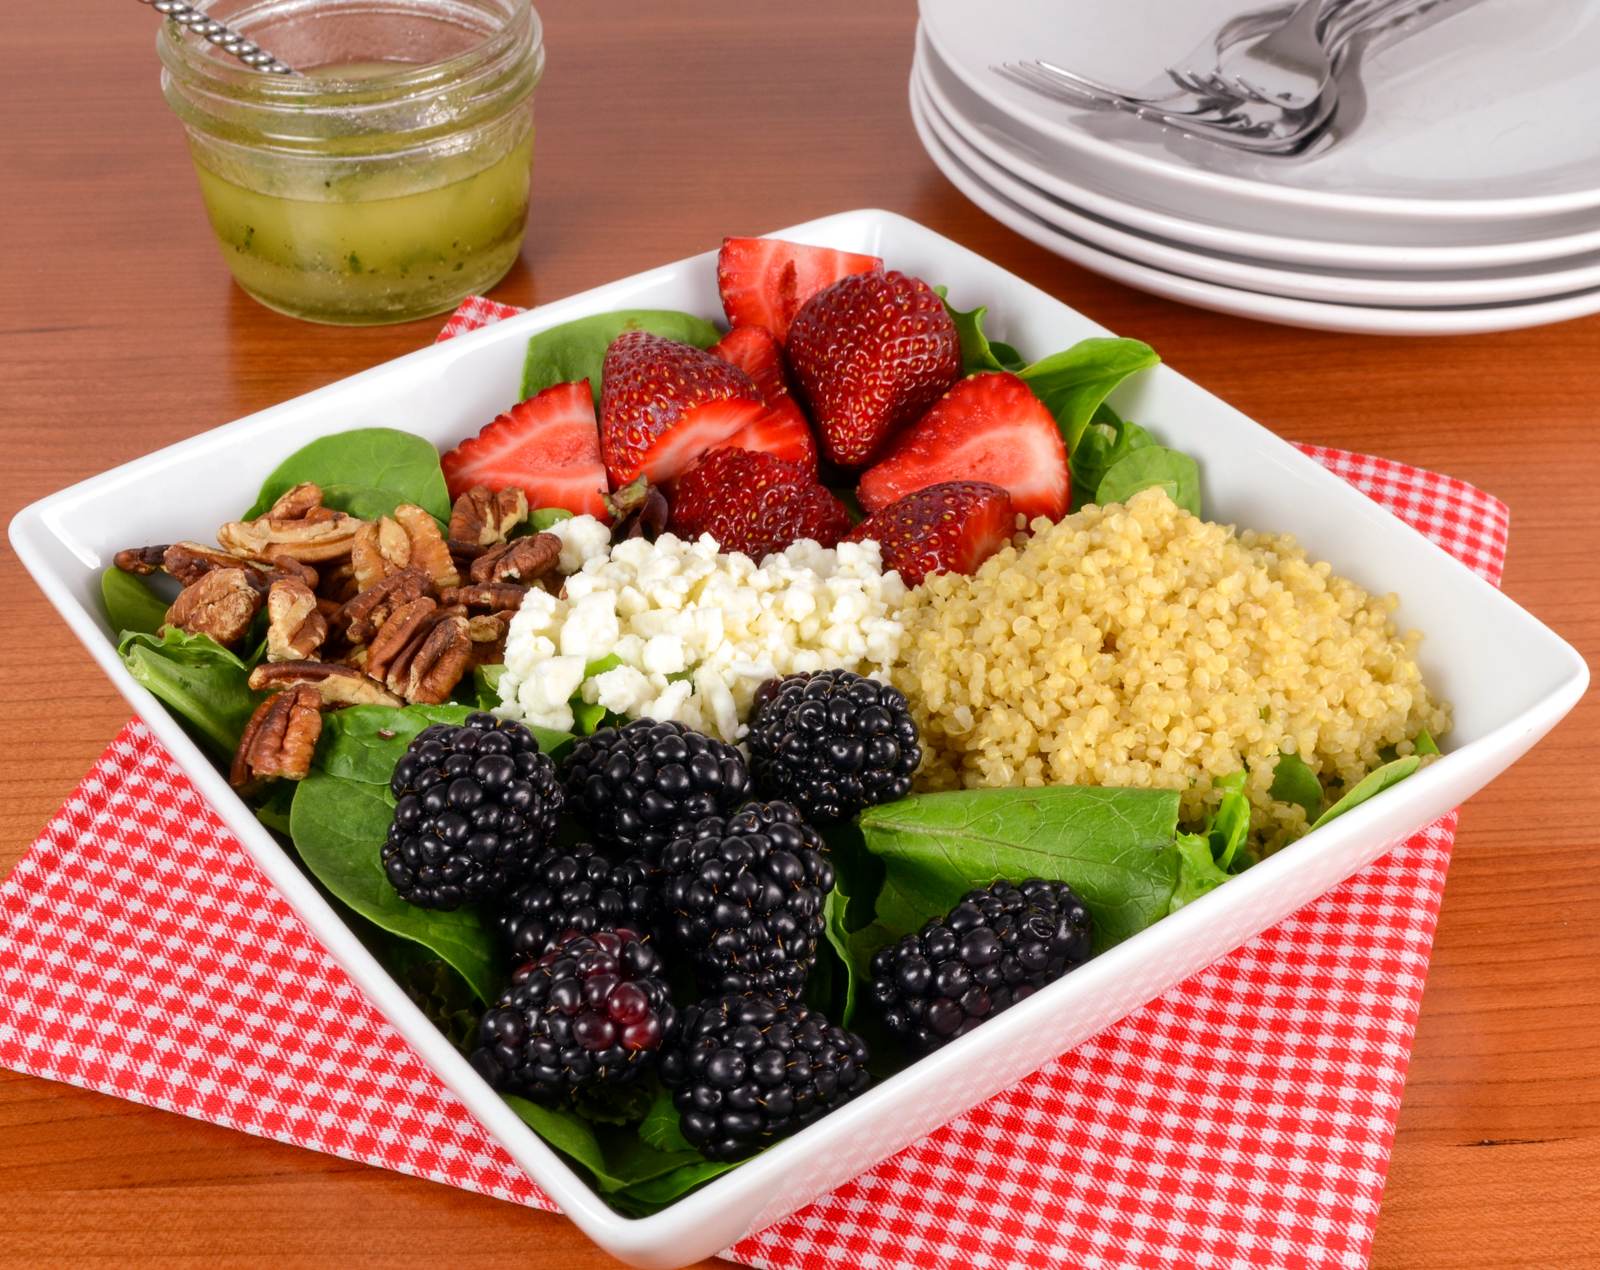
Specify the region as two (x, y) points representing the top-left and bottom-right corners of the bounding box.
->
(1207, 769), (1251, 870)
(1413, 728), (1440, 757)
(943, 300), (1026, 375)
(473, 663), (507, 710)
(1270, 752), (1324, 823)
(1070, 408), (1158, 511)
(117, 629), (259, 757)
(1310, 755), (1422, 831)
(288, 771), (500, 1000)
(502, 1096), (705, 1198)
(245, 428), (451, 523)
(315, 703), (572, 784)
(639, 1088), (694, 1154)
(611, 1159), (739, 1213)
(1016, 337), (1160, 454)
(1170, 832), (1233, 912)
(100, 566), (171, 637)
(522, 310), (723, 403)
(856, 786), (1181, 959)
(529, 507), (575, 532)
(1095, 446), (1202, 516)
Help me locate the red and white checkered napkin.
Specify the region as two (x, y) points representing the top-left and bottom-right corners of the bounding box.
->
(0, 298), (1510, 1270)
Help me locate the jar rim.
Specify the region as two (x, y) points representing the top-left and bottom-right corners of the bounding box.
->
(157, 0), (542, 105)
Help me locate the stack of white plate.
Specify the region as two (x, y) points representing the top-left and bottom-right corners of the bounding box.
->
(913, 0), (1600, 335)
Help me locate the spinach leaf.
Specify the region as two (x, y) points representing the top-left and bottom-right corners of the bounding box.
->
(943, 300), (1025, 375)
(118, 629), (259, 757)
(856, 786), (1181, 958)
(1095, 446), (1202, 516)
(1170, 832), (1233, 912)
(1208, 769), (1251, 870)
(502, 1096), (704, 1198)
(100, 566), (171, 637)
(315, 703), (572, 784)
(288, 771), (500, 1001)
(1016, 338), (1160, 454)
(522, 310), (723, 403)
(473, 663), (506, 710)
(1310, 755), (1422, 831)
(1070, 407), (1158, 512)
(1414, 728), (1440, 757)
(639, 1088), (694, 1153)
(245, 428), (451, 523)
(611, 1159), (739, 1214)
(254, 782), (297, 837)
(1270, 752), (1324, 823)
(529, 507), (575, 532)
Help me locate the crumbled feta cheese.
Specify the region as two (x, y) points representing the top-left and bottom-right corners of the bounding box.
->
(493, 530), (908, 741)
(546, 514), (614, 574)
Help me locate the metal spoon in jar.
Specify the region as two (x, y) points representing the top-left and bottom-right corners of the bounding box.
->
(137, 0), (298, 75)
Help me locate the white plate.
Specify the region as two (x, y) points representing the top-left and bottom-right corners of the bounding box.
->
(917, 30), (1600, 274)
(912, 82), (1600, 336)
(914, 60), (1600, 308)
(10, 210), (1587, 1269)
(921, 0), (1600, 231)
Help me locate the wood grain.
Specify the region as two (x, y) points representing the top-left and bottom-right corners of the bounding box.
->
(2, 2), (1597, 1266)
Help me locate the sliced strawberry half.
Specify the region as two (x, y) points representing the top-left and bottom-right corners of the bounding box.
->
(709, 324), (818, 472)
(858, 371), (1069, 521)
(599, 331), (766, 487)
(440, 380), (609, 518)
(846, 481), (1015, 587)
(717, 236), (883, 344)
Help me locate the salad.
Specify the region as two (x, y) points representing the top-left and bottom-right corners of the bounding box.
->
(100, 235), (1445, 1213)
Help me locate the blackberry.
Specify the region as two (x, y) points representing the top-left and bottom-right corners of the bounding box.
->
(869, 879), (1093, 1052)
(745, 670), (921, 822)
(382, 712), (563, 909)
(471, 929), (674, 1101)
(661, 992), (870, 1160)
(496, 845), (659, 961)
(562, 719), (750, 860)
(660, 801), (834, 998)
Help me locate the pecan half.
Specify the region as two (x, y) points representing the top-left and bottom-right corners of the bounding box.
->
(439, 581), (529, 611)
(248, 660), (404, 707)
(230, 686), (323, 787)
(337, 566), (431, 644)
(365, 597), (440, 686)
(114, 545), (170, 576)
(395, 613), (473, 704)
(219, 484), (362, 564)
(264, 578), (328, 662)
(466, 610), (513, 667)
(470, 533), (560, 585)
(162, 568), (263, 646)
(449, 485), (529, 548)
(394, 503), (460, 589)
(350, 517), (412, 592)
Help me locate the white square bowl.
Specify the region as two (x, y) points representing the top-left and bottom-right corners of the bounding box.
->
(10, 210), (1587, 1268)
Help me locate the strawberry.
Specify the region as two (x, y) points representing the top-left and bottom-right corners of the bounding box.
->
(669, 447), (852, 559)
(717, 236), (883, 344)
(709, 325), (818, 472)
(599, 331), (766, 487)
(440, 381), (609, 518)
(845, 481), (1015, 587)
(858, 371), (1069, 521)
(786, 270), (962, 470)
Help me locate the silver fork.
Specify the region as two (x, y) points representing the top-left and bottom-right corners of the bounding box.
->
(994, 0), (1441, 154)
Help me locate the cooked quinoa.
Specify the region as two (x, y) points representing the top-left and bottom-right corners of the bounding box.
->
(891, 488), (1449, 850)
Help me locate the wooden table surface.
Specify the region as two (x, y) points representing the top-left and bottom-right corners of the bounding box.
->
(4, 2), (1597, 1265)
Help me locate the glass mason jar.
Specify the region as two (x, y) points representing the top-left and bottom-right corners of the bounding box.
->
(159, 0), (543, 325)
